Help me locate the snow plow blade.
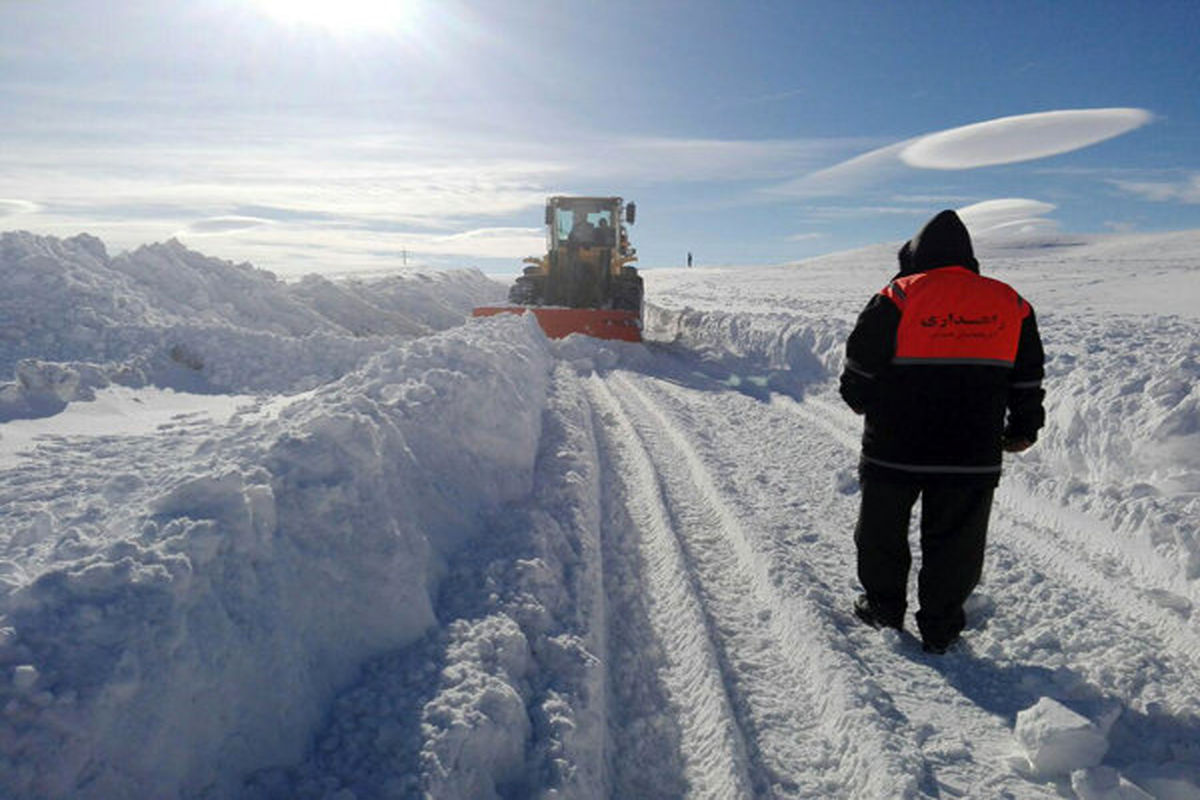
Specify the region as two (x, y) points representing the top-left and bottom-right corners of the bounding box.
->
(473, 306), (642, 342)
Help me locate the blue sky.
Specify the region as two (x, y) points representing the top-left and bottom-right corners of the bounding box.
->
(1, 0), (1198, 275)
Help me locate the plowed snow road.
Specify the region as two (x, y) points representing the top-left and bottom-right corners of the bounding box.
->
(277, 342), (1200, 799)
(562, 347), (1197, 798)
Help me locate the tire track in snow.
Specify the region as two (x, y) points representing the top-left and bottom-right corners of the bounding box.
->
(593, 372), (927, 798)
(778, 392), (1200, 688)
(635, 375), (1053, 798)
(991, 500), (1200, 670)
(587, 377), (755, 799)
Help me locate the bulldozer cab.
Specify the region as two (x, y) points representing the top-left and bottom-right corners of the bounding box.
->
(547, 197), (630, 253)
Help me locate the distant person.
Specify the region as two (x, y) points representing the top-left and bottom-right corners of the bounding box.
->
(687, 251), (693, 268)
(839, 209), (1045, 654)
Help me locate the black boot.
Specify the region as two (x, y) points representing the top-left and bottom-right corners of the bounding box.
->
(853, 594), (904, 630)
(920, 635), (959, 655)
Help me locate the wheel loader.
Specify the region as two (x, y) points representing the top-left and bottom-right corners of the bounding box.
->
(473, 196), (644, 341)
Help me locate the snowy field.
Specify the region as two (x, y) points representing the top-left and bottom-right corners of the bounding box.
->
(1, 228), (1198, 799)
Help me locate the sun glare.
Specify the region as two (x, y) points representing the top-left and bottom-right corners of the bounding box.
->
(254, 0), (417, 34)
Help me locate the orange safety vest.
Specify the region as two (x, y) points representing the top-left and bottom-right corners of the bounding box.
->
(880, 266), (1029, 367)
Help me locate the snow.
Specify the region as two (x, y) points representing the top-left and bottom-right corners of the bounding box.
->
(1073, 766), (1157, 800)
(2, 226), (1200, 798)
(1015, 697), (1111, 777)
(0, 386), (264, 465)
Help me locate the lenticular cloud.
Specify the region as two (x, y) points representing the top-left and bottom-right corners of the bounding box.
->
(955, 198), (1062, 242)
(900, 108), (1152, 170)
(183, 216), (271, 235)
(779, 107), (1152, 197)
(956, 198), (1057, 231)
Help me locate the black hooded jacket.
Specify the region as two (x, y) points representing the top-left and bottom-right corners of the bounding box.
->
(840, 210), (1045, 485)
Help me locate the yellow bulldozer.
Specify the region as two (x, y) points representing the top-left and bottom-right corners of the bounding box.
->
(473, 196), (644, 341)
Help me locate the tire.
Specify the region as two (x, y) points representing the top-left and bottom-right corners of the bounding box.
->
(508, 275), (543, 305)
(611, 272), (643, 312)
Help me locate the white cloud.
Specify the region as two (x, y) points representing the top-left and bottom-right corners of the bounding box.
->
(1110, 173), (1200, 204)
(180, 216), (272, 235)
(0, 128), (557, 228)
(775, 141), (912, 196)
(956, 198), (1057, 232)
(579, 136), (855, 183)
(169, 224), (548, 277)
(0, 198), (40, 217)
(901, 108), (1153, 169)
(969, 217), (1061, 240)
(423, 227), (546, 259)
(0, 119), (867, 274)
(785, 232), (826, 242)
(956, 198), (1061, 243)
(780, 108), (1153, 196)
(890, 194), (978, 205)
(796, 203), (931, 221)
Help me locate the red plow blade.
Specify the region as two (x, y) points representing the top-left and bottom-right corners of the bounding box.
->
(473, 306), (642, 342)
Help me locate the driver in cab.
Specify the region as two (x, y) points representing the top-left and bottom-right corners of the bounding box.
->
(569, 214), (597, 245)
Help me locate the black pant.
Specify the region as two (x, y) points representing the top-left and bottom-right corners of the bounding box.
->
(854, 478), (994, 646)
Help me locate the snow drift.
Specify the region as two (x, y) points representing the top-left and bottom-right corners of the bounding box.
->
(2, 229), (1199, 799)
(0, 231), (506, 409)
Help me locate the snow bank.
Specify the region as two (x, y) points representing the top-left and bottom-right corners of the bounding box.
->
(0, 308), (553, 797)
(0, 231), (506, 404)
(1018, 311), (1200, 583)
(246, 359), (611, 799)
(643, 303), (848, 399)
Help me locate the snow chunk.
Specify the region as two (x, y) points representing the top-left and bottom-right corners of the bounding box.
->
(1015, 697), (1109, 777)
(421, 614), (533, 800)
(12, 664), (38, 692)
(0, 560), (28, 596)
(1072, 766), (1154, 800)
(0, 360), (111, 421)
(1124, 762), (1200, 800)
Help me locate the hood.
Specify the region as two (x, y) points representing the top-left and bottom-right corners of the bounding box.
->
(899, 209), (979, 276)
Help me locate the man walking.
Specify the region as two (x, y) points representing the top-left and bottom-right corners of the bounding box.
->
(839, 209), (1045, 653)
